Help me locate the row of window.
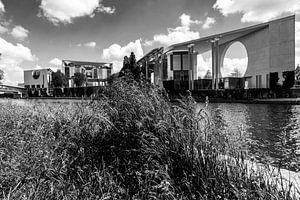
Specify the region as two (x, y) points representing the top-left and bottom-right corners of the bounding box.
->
(25, 85), (45, 89)
(65, 67), (112, 79)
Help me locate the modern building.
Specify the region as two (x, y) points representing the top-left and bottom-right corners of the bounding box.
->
(24, 68), (52, 94)
(165, 15), (295, 90)
(62, 60), (112, 87)
(139, 15), (296, 91)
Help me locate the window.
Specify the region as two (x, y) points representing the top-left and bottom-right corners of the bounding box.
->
(107, 69), (111, 77)
(37, 85), (40, 88)
(173, 55), (181, 70)
(182, 54), (189, 70)
(256, 75), (262, 88)
(65, 67), (70, 77)
(266, 74), (270, 88)
(174, 70), (189, 81)
(31, 85), (35, 89)
(94, 68), (98, 78)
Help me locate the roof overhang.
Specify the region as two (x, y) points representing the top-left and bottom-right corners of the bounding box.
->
(164, 15), (295, 54)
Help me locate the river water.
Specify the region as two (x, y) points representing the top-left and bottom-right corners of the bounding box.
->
(197, 103), (300, 171)
(1, 99), (300, 171)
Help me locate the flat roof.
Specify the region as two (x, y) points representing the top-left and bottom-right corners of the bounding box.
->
(63, 60), (112, 67)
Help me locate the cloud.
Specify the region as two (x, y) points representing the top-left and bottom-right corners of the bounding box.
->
(145, 13), (201, 46)
(196, 55), (248, 78)
(11, 26), (29, 40)
(197, 55), (211, 78)
(0, 24), (8, 34)
(78, 41), (96, 48)
(221, 57), (248, 77)
(49, 58), (62, 66)
(102, 39), (144, 72)
(0, 0), (5, 13)
(39, 0), (115, 25)
(213, 0), (300, 23)
(35, 65), (43, 70)
(0, 37), (37, 85)
(202, 17), (216, 29)
(97, 4), (116, 14)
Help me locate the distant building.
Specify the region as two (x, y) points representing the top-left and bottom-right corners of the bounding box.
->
(24, 68), (52, 92)
(62, 60), (112, 87)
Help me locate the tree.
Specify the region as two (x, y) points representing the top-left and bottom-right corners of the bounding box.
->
(52, 70), (67, 88)
(204, 70), (212, 79)
(231, 68), (242, 77)
(119, 52), (141, 80)
(74, 72), (86, 87)
(0, 69), (4, 84)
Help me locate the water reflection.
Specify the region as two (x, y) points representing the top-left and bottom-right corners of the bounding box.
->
(197, 103), (300, 171)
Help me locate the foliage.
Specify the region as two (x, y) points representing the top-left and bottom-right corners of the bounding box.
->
(204, 70), (212, 79)
(0, 77), (298, 199)
(51, 70), (67, 88)
(74, 72), (86, 87)
(231, 68), (242, 77)
(119, 52), (141, 81)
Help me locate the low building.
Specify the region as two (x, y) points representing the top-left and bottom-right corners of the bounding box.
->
(24, 69), (52, 95)
(62, 60), (112, 87)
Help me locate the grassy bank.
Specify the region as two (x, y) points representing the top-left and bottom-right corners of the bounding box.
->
(0, 77), (298, 199)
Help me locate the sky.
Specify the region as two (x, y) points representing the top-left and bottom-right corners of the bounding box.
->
(0, 0), (299, 85)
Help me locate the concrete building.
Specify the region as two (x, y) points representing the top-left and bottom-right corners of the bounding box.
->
(139, 15), (296, 91)
(164, 15), (295, 90)
(62, 60), (112, 87)
(24, 68), (52, 91)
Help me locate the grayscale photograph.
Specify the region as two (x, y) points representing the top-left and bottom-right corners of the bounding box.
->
(0, 0), (300, 199)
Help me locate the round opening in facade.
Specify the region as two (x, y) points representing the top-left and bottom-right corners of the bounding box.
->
(221, 41), (248, 78)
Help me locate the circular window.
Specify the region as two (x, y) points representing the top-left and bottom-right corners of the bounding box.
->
(32, 70), (40, 79)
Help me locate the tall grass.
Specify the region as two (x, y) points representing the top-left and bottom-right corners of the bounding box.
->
(0, 77), (298, 199)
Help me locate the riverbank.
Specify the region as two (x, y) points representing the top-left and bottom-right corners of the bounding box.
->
(171, 97), (300, 104)
(11, 96), (300, 105)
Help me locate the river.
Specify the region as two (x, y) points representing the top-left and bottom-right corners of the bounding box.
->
(197, 103), (300, 171)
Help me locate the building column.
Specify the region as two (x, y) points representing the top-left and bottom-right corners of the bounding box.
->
(211, 38), (220, 90)
(211, 41), (216, 89)
(215, 39), (220, 90)
(188, 44), (195, 91)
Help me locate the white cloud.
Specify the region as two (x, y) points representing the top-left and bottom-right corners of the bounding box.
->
(0, 37), (37, 85)
(197, 54), (211, 78)
(97, 4), (116, 14)
(0, 24), (8, 34)
(39, 0), (115, 25)
(78, 41), (96, 48)
(11, 26), (29, 40)
(0, 0), (5, 13)
(145, 13), (201, 46)
(196, 55), (248, 78)
(102, 39), (144, 72)
(221, 57), (248, 77)
(202, 17), (216, 29)
(49, 58), (62, 66)
(35, 65), (43, 70)
(213, 0), (300, 23)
